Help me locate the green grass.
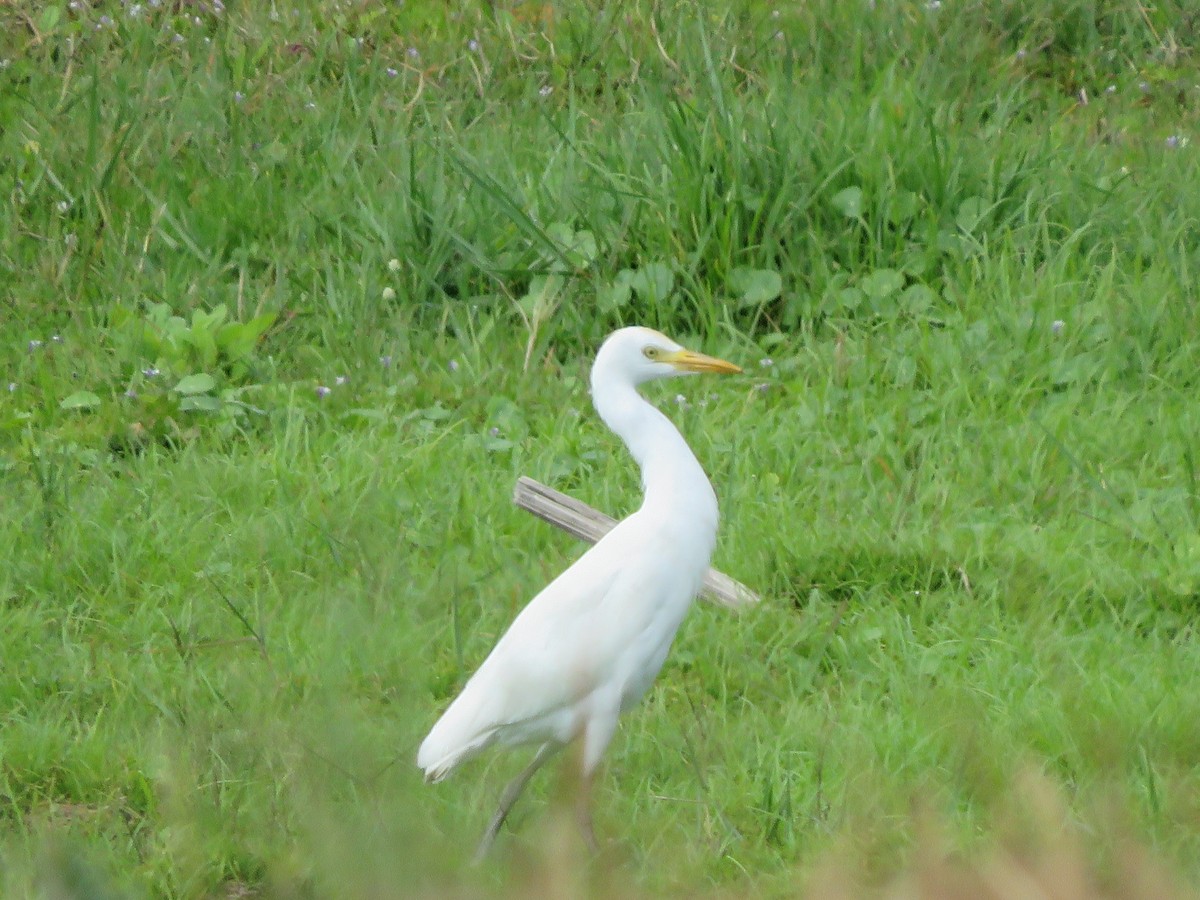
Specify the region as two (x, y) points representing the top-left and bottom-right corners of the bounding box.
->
(3, 0), (1200, 896)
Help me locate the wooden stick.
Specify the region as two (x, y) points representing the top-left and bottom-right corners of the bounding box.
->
(512, 476), (761, 609)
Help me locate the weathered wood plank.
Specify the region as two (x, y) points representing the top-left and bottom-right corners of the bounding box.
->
(512, 476), (761, 609)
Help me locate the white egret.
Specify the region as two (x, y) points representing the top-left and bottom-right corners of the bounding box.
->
(418, 326), (741, 859)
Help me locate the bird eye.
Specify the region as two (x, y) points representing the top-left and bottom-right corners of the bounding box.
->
(643, 347), (660, 360)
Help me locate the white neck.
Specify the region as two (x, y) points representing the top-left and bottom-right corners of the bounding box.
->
(590, 365), (718, 529)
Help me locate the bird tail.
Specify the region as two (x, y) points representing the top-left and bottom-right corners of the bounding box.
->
(417, 689), (496, 783)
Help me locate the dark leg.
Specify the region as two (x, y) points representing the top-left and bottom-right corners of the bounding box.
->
(473, 742), (560, 864)
(574, 711), (617, 854)
(574, 765), (599, 853)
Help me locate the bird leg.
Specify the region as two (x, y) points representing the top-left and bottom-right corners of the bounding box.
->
(473, 742), (559, 864)
(574, 765), (599, 853)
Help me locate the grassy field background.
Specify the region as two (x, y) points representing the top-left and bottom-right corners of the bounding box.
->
(3, 0), (1200, 896)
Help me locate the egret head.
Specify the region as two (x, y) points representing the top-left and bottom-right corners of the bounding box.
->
(596, 326), (742, 386)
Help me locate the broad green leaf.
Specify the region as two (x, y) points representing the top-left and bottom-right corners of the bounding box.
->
(545, 222), (575, 246)
(831, 186), (865, 219)
(39, 5), (62, 33)
(901, 248), (934, 277)
(192, 305), (228, 332)
(600, 270), (637, 310)
(888, 190), (921, 225)
(517, 274), (563, 317)
(566, 230), (598, 267)
(484, 435), (515, 452)
(728, 267), (783, 306)
(175, 373), (217, 395)
(179, 394), (222, 412)
(628, 263), (674, 300)
(145, 302), (173, 325)
(165, 315), (188, 338)
(217, 312), (275, 361)
(60, 391), (101, 410)
(186, 326), (219, 369)
(833, 286), (865, 312)
(936, 229), (962, 255)
(899, 284), (937, 313)
(217, 323), (257, 362)
(546, 224), (598, 268)
(860, 268), (905, 299)
(956, 196), (988, 232)
(245, 311), (277, 337)
(599, 278), (632, 311)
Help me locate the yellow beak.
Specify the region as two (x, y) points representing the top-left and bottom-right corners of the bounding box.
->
(665, 348), (742, 375)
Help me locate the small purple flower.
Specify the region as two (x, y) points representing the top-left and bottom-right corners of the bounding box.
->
(448, 359), (459, 373)
(754, 382), (771, 394)
(468, 38), (480, 52)
(386, 66), (399, 78)
(1051, 319), (1065, 335)
(407, 47), (419, 59)
(1139, 80), (1151, 94)
(316, 385), (331, 398)
(28, 339), (43, 351)
(128, 4), (143, 17)
(379, 355), (392, 368)
(539, 85), (553, 97)
(334, 375), (348, 386)
(7, 382), (16, 392)
(1105, 84), (1116, 94)
(1015, 48), (1028, 61)
(759, 357), (774, 368)
(489, 426), (501, 437)
(99, 14), (114, 27)
(674, 393), (688, 407)
(124, 388), (138, 400)
(51, 334), (63, 343)
(234, 91), (245, 102)
(1166, 134), (1183, 149)
(142, 366), (160, 378)
(172, 33), (184, 43)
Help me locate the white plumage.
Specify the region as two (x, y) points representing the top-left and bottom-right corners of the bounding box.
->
(418, 326), (741, 857)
